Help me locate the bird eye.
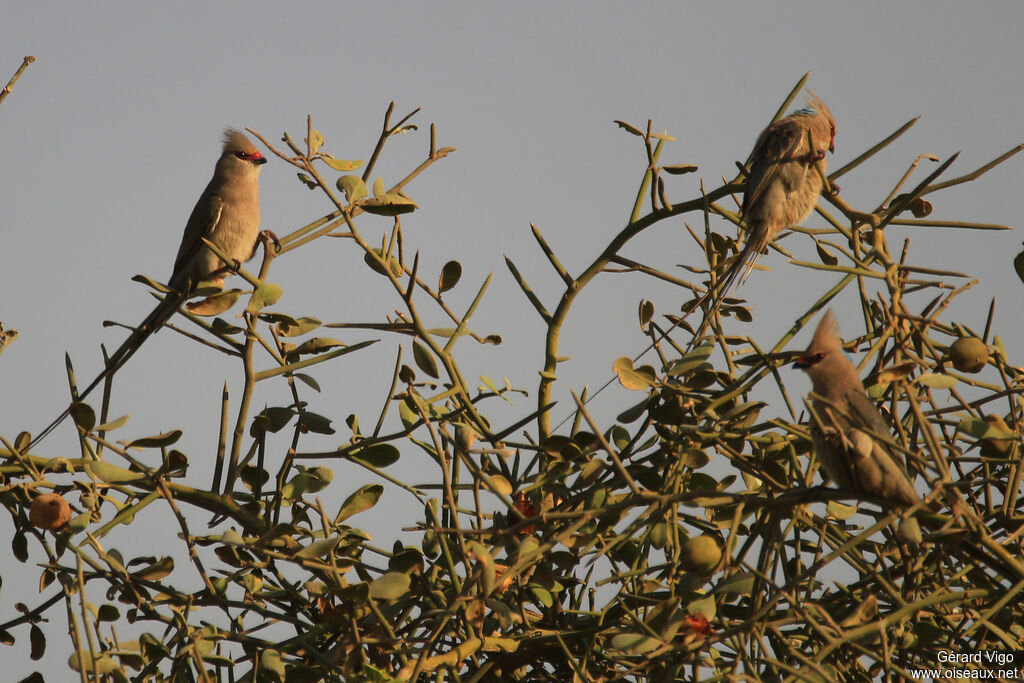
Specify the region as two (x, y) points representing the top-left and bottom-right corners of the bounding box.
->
(233, 150), (265, 163)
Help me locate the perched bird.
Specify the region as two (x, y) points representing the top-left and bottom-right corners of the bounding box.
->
(794, 309), (918, 507)
(794, 311), (1024, 578)
(30, 129), (268, 449)
(697, 92), (836, 336)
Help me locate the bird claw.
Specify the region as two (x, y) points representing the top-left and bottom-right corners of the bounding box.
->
(801, 150), (827, 167)
(827, 181), (841, 196)
(259, 229), (282, 252)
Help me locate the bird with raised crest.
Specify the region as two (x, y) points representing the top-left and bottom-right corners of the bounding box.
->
(29, 128), (269, 449)
(794, 309), (918, 507)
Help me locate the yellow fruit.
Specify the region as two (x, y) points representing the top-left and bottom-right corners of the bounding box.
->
(680, 535), (722, 576)
(30, 493), (71, 531)
(949, 337), (988, 374)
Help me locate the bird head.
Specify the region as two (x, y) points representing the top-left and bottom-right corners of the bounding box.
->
(794, 309), (843, 376)
(222, 128), (267, 167)
(798, 90), (836, 154)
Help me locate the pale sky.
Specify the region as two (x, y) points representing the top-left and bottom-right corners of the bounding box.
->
(2, 3), (1023, 678)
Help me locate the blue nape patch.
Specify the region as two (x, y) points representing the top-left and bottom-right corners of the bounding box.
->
(795, 107), (817, 115)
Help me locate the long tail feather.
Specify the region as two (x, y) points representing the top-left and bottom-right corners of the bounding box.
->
(26, 292), (186, 450)
(692, 233), (764, 339)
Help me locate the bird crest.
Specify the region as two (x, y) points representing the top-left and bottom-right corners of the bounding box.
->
(222, 128), (260, 156)
(808, 308), (842, 356)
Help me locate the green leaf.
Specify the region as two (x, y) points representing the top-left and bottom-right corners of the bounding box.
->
(246, 283), (283, 314)
(69, 402), (96, 431)
(97, 604), (120, 622)
(125, 430), (182, 449)
(12, 531), (27, 562)
(666, 342), (714, 376)
(613, 356), (656, 390)
(617, 398), (648, 423)
(338, 175), (368, 202)
(487, 474), (513, 497)
(412, 340), (440, 378)
(815, 241), (839, 266)
(290, 337), (346, 357)
(131, 557), (174, 581)
(827, 501), (857, 520)
(294, 373), (321, 392)
(529, 585), (553, 607)
(351, 443), (400, 468)
(613, 120), (644, 136)
(277, 316), (321, 337)
(399, 398), (419, 428)
(638, 300), (654, 327)
(439, 260), (462, 293)
(67, 512), (91, 534)
(369, 572), (411, 600)
(221, 529), (245, 546)
(515, 537), (541, 564)
(295, 536), (341, 560)
(86, 461), (143, 484)
(95, 414), (130, 432)
(306, 129), (324, 154)
(260, 648), (287, 678)
(211, 317), (244, 336)
(364, 249), (404, 277)
(609, 632), (661, 654)
(960, 416), (1013, 440)
(389, 548), (424, 575)
(265, 406), (296, 432)
(336, 484), (384, 523)
(715, 572), (755, 596)
(580, 457), (605, 483)
(874, 361), (917, 384)
(69, 652), (119, 674)
(662, 164), (699, 175)
(185, 289), (242, 316)
(689, 596), (717, 621)
(361, 193), (419, 216)
(917, 373), (957, 389)
(29, 624), (45, 661)
(282, 466), (334, 501)
(320, 155), (364, 172)
(1015, 246), (1024, 285)
(297, 411), (335, 435)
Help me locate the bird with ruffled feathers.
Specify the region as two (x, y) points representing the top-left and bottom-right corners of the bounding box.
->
(697, 91), (836, 337)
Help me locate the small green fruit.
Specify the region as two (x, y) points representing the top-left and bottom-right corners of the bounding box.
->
(680, 535), (722, 576)
(949, 337), (988, 374)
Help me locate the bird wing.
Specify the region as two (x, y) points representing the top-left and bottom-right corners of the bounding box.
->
(741, 118), (808, 216)
(171, 195), (223, 285)
(845, 390), (891, 437)
(845, 389), (920, 505)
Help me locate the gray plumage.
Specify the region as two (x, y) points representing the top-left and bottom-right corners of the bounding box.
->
(795, 309), (919, 507)
(30, 129), (267, 448)
(797, 312), (1024, 572)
